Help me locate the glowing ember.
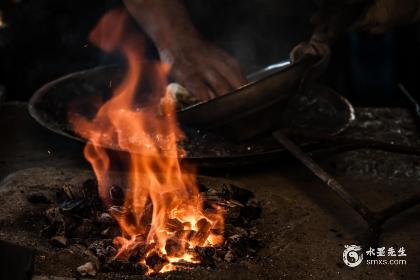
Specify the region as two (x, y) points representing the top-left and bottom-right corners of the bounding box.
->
(70, 9), (224, 274)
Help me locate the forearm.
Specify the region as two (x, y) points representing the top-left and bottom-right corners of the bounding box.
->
(123, 0), (200, 53)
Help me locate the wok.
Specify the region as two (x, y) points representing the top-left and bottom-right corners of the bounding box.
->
(28, 54), (354, 166)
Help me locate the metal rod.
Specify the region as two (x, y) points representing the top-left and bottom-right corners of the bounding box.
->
(272, 131), (375, 223)
(377, 193), (420, 224)
(398, 83), (420, 127)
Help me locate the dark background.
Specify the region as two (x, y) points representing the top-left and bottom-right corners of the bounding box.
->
(0, 0), (419, 107)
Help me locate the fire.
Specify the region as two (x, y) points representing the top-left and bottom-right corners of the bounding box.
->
(70, 9), (224, 273)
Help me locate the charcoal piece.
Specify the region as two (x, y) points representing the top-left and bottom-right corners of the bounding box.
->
(224, 251), (236, 262)
(226, 206), (242, 225)
(97, 212), (114, 225)
(221, 184), (254, 205)
(49, 235), (68, 248)
(58, 199), (84, 213)
(225, 234), (258, 257)
(73, 219), (93, 239)
(195, 246), (216, 258)
(45, 207), (63, 224)
(88, 239), (114, 262)
(240, 198), (261, 221)
(103, 259), (147, 274)
(82, 179), (102, 209)
(128, 244), (148, 263)
(166, 219), (183, 232)
(231, 227), (248, 237)
(100, 226), (120, 238)
(140, 202), (153, 226)
(145, 251), (169, 273)
(77, 261), (97, 277)
(194, 247), (217, 268)
(165, 238), (185, 257)
(182, 221), (191, 229)
(215, 247), (227, 259)
(44, 207), (66, 235)
(109, 185), (125, 206)
(196, 182), (208, 192)
(82, 179), (99, 195)
(27, 192), (51, 204)
(226, 234), (247, 256)
(175, 230), (196, 241)
(172, 260), (200, 269)
(62, 184), (82, 200)
(109, 206), (128, 217)
(192, 219), (212, 246)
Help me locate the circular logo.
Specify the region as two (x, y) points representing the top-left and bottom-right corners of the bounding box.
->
(343, 245), (363, 267)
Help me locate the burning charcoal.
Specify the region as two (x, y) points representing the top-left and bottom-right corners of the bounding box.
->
(50, 235), (68, 248)
(221, 184), (254, 205)
(175, 230), (196, 241)
(192, 218), (212, 246)
(182, 221), (191, 229)
(27, 192), (51, 204)
(166, 219), (183, 232)
(240, 198), (261, 221)
(109, 185), (125, 206)
(145, 251), (169, 273)
(140, 202), (153, 227)
(128, 243), (148, 263)
(77, 262), (97, 277)
(165, 238), (186, 257)
(224, 251), (236, 262)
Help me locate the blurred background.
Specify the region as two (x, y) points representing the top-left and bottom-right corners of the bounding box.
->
(0, 0), (419, 107)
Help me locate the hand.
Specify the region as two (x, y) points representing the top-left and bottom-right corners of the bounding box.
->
(123, 0), (247, 101)
(160, 38), (247, 101)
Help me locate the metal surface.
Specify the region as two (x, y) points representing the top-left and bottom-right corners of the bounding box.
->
(246, 60), (291, 82)
(177, 54), (320, 141)
(29, 64), (354, 164)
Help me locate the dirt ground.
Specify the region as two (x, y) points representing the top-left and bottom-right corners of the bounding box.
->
(0, 103), (419, 279)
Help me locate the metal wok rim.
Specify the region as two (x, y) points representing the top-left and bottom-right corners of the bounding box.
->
(28, 66), (355, 161)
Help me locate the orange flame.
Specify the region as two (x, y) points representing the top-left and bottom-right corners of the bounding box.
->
(70, 9), (224, 273)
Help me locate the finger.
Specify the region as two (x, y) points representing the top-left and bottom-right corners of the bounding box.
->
(202, 68), (232, 96)
(213, 56), (247, 89)
(183, 77), (215, 101)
